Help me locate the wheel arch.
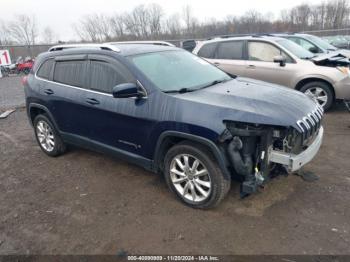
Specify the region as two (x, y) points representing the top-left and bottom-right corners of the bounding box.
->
(153, 131), (230, 179)
(295, 77), (336, 101)
(28, 103), (60, 131)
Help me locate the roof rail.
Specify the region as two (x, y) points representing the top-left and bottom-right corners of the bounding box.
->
(105, 41), (175, 47)
(48, 43), (121, 52)
(206, 33), (275, 40)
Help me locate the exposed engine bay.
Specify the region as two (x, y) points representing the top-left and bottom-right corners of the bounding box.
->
(219, 105), (323, 197)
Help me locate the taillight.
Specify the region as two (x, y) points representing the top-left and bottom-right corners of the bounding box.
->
(21, 76), (28, 86)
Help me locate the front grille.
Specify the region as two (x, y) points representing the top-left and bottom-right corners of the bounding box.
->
(296, 104), (323, 145)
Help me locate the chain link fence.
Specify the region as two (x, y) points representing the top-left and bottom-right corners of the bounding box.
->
(0, 44), (52, 61)
(302, 28), (350, 37)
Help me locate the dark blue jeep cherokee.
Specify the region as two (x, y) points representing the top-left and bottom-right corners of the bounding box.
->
(24, 43), (324, 208)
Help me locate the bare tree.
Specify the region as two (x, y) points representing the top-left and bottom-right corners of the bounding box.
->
(134, 5), (151, 38)
(148, 3), (164, 37)
(182, 5), (197, 37)
(72, 0), (350, 42)
(42, 26), (56, 44)
(166, 14), (182, 36)
(0, 20), (12, 45)
(110, 14), (126, 39)
(74, 14), (112, 42)
(123, 5), (149, 38)
(7, 15), (38, 45)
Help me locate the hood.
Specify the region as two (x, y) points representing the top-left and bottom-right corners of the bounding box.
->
(177, 77), (319, 132)
(336, 49), (350, 58)
(312, 52), (350, 67)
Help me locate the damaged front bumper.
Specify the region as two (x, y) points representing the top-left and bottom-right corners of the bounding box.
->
(269, 126), (324, 172)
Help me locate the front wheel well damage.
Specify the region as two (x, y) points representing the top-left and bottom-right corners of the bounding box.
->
(295, 78), (335, 101)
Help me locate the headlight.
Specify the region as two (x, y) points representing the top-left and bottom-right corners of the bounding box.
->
(336, 66), (350, 76)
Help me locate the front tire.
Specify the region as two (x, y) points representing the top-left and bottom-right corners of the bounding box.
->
(164, 142), (231, 209)
(33, 114), (66, 157)
(300, 81), (334, 111)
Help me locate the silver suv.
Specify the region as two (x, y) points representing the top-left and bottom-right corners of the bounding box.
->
(193, 35), (350, 110)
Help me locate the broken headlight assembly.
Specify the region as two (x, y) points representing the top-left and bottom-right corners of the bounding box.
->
(219, 121), (300, 197)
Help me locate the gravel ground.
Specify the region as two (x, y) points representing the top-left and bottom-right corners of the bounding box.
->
(0, 76), (24, 110)
(0, 77), (350, 255)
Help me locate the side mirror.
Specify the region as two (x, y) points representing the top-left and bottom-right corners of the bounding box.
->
(112, 83), (146, 99)
(273, 55), (286, 67)
(308, 46), (319, 53)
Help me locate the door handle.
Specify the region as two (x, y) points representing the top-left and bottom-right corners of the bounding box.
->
(44, 89), (54, 95)
(213, 62), (220, 66)
(247, 65), (256, 69)
(86, 98), (100, 105)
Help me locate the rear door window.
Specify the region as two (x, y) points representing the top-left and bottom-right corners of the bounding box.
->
(53, 60), (87, 88)
(89, 60), (135, 94)
(197, 43), (217, 58)
(37, 59), (54, 80)
(216, 41), (244, 60)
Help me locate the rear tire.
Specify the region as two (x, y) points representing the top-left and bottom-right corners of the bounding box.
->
(164, 141), (231, 209)
(300, 81), (334, 111)
(33, 114), (66, 157)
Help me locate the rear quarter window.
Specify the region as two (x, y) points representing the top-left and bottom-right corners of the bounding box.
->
(37, 59), (54, 79)
(197, 43), (217, 58)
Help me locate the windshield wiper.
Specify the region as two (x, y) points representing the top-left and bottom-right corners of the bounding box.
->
(198, 78), (232, 90)
(163, 87), (194, 94)
(163, 78), (232, 94)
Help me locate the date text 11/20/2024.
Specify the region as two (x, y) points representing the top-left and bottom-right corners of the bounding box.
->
(127, 255), (219, 261)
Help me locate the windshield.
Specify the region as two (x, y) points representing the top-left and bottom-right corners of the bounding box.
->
(276, 39), (315, 59)
(304, 35), (337, 51)
(129, 50), (231, 93)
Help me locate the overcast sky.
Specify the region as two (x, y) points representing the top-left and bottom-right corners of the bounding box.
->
(1, 0), (321, 41)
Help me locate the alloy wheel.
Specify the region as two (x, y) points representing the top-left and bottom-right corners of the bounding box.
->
(304, 87), (328, 108)
(36, 120), (55, 152)
(169, 154), (212, 203)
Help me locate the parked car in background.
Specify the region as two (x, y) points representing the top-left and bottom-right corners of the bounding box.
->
(17, 57), (35, 75)
(193, 35), (350, 110)
(342, 35), (350, 43)
(322, 35), (350, 49)
(274, 33), (339, 53)
(275, 33), (350, 59)
(181, 40), (198, 52)
(24, 43), (323, 208)
(0, 56), (34, 76)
